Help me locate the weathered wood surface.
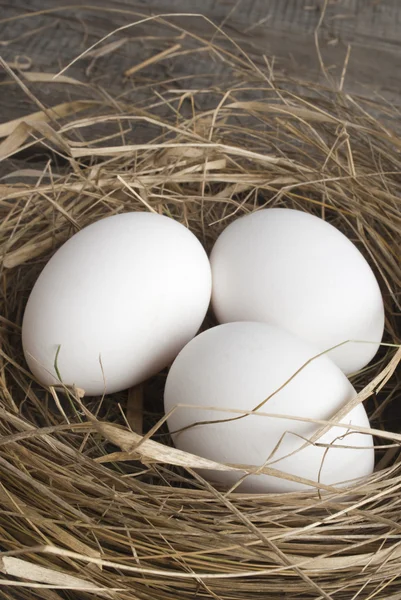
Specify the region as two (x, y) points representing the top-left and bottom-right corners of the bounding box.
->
(0, 0), (400, 152)
(0, 1), (400, 98)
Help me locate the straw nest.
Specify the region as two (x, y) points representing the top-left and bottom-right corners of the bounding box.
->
(1, 23), (401, 600)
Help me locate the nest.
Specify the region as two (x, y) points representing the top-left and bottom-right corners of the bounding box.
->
(1, 22), (401, 600)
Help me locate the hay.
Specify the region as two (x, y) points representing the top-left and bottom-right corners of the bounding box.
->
(0, 14), (401, 600)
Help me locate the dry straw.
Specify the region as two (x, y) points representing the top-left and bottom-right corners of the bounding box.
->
(0, 10), (401, 600)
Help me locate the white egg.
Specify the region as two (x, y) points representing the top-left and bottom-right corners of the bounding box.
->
(210, 208), (384, 374)
(164, 322), (374, 493)
(22, 212), (211, 395)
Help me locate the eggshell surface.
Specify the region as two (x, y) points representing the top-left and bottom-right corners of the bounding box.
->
(22, 212), (212, 395)
(164, 322), (374, 493)
(210, 208), (384, 374)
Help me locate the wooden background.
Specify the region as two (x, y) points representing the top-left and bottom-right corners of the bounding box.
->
(0, 0), (400, 175)
(1, 1), (400, 108)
